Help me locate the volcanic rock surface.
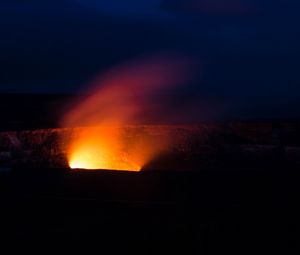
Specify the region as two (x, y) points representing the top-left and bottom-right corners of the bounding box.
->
(0, 122), (300, 171)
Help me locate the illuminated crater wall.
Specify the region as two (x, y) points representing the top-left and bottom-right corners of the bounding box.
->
(1, 123), (300, 171)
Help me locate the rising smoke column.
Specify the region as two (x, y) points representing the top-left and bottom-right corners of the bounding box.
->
(62, 53), (193, 170)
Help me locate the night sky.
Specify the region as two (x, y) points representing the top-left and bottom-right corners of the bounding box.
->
(1, 0), (300, 119)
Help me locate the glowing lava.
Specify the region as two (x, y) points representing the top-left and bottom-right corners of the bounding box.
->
(68, 127), (141, 171)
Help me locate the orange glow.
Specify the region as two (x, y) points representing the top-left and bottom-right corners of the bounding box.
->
(68, 127), (141, 171)
(62, 54), (192, 171)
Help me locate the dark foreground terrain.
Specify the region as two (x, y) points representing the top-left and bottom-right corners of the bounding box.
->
(1, 167), (299, 253)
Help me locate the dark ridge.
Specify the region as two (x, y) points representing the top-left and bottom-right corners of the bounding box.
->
(0, 93), (74, 131)
(1, 93), (300, 131)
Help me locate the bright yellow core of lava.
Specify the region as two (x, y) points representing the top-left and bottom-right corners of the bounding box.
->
(69, 147), (141, 171)
(68, 127), (141, 171)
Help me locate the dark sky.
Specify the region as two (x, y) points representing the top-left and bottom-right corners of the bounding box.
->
(1, 0), (300, 119)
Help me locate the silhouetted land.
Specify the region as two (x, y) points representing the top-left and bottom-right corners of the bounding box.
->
(0, 93), (72, 131)
(1, 168), (299, 253)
